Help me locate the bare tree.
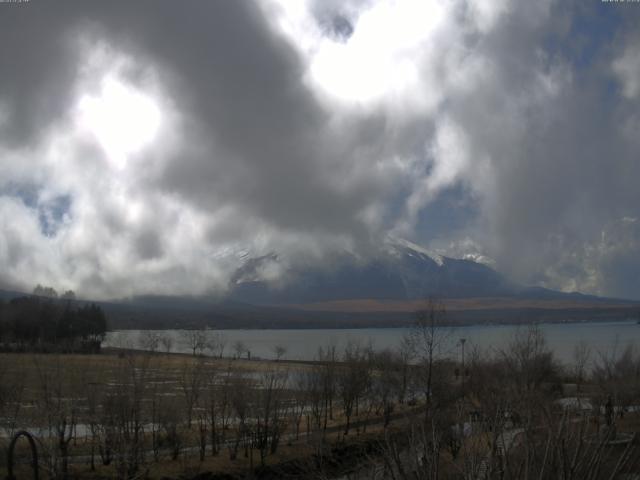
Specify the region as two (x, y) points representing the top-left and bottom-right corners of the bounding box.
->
(159, 402), (183, 461)
(233, 340), (247, 359)
(206, 331), (227, 358)
(181, 329), (207, 356)
(394, 337), (414, 404)
(159, 333), (174, 354)
(202, 362), (221, 456)
(138, 330), (160, 353)
(33, 355), (82, 480)
(572, 339), (592, 394)
(148, 371), (164, 463)
(375, 299), (457, 479)
(291, 371), (308, 440)
(254, 366), (290, 465)
(592, 342), (640, 421)
(100, 353), (151, 477)
(338, 340), (370, 435)
(180, 357), (206, 428)
(407, 298), (451, 422)
(85, 380), (103, 472)
(500, 325), (558, 396)
(301, 365), (325, 436)
(0, 356), (26, 449)
(273, 344), (287, 361)
(317, 344), (337, 431)
(216, 363), (235, 451)
(371, 349), (398, 429)
(229, 374), (251, 460)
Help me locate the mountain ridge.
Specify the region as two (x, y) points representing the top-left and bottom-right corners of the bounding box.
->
(226, 237), (593, 305)
(2, 238), (638, 329)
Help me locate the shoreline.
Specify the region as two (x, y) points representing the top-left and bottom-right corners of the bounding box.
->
(105, 316), (640, 331)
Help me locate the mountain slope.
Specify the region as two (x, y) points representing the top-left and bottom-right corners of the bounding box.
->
(228, 238), (516, 304)
(3, 239), (637, 330)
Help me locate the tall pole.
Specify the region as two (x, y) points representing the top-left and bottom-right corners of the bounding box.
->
(460, 338), (466, 394)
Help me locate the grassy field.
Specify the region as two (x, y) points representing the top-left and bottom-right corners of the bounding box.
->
(3, 347), (640, 479)
(0, 350), (417, 479)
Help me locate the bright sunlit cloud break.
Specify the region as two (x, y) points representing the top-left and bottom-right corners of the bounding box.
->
(76, 76), (162, 169)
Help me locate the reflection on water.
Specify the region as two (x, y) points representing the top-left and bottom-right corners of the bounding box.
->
(103, 320), (640, 365)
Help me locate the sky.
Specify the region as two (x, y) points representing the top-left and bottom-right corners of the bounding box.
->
(0, 0), (639, 300)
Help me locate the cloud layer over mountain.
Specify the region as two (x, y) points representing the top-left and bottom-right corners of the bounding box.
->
(0, 0), (639, 299)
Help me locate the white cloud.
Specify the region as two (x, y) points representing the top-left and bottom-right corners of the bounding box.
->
(613, 41), (640, 99)
(467, 0), (509, 33)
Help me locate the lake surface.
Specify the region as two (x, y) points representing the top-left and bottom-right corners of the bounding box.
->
(104, 320), (640, 366)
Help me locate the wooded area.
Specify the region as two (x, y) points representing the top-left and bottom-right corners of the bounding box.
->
(0, 293), (107, 353)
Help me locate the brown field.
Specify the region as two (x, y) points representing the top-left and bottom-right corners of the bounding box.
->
(279, 296), (639, 313)
(2, 340), (640, 479)
(0, 350), (418, 479)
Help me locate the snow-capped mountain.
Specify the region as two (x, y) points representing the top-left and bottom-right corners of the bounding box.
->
(227, 238), (515, 304)
(2, 240), (634, 331)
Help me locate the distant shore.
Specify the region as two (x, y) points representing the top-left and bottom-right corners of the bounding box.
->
(106, 305), (640, 330)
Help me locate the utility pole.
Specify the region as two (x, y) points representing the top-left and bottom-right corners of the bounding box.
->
(460, 338), (466, 394)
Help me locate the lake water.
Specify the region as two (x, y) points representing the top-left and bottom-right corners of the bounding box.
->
(103, 320), (640, 366)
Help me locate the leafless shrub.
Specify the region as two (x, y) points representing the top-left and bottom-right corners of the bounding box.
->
(138, 330), (161, 353)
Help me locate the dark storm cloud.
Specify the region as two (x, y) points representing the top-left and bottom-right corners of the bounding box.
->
(430, 0), (640, 296)
(0, 4), (81, 146)
(82, 1), (392, 238)
(0, 0), (400, 297)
